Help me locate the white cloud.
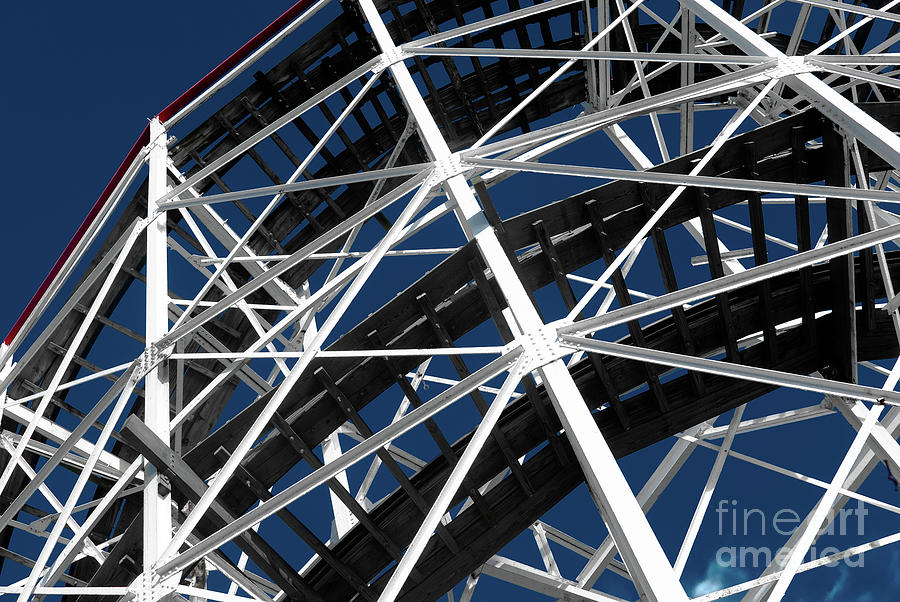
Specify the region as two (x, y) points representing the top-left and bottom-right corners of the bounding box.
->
(690, 561), (745, 598)
(823, 569), (848, 602)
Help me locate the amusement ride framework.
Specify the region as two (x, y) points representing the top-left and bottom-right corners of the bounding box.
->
(4, 0), (900, 600)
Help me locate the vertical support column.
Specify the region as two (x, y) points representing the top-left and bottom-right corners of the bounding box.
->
(144, 117), (174, 598)
(823, 124), (857, 383)
(356, 2), (688, 600)
(595, 0), (610, 109)
(323, 432), (356, 538)
(679, 8), (695, 156)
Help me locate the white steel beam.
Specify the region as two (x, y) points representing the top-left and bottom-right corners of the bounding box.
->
(559, 335), (900, 404)
(168, 347), (507, 360)
(673, 405), (745, 576)
(574, 428), (702, 590)
(679, 431), (900, 516)
(464, 61), (777, 159)
(161, 163), (429, 210)
(322, 432), (355, 539)
(154, 348), (522, 577)
(532, 522), (561, 577)
(0, 432), (127, 481)
(356, 0), (690, 598)
(766, 405), (883, 600)
(157, 178), (438, 573)
(404, 46), (766, 64)
(481, 556), (628, 602)
(142, 116), (175, 597)
(700, 403), (833, 439)
(561, 220), (900, 337)
(465, 156), (900, 204)
(376, 360), (524, 601)
(679, 0), (900, 170)
(0, 219), (145, 523)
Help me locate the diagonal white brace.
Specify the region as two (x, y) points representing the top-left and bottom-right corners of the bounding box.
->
(354, 0), (690, 599)
(678, 0), (900, 170)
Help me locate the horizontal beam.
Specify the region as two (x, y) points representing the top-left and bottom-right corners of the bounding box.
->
(402, 0), (582, 48)
(481, 556), (628, 602)
(159, 163), (429, 210)
(405, 47), (768, 64)
(464, 62), (778, 158)
(194, 247), (460, 263)
(465, 157), (900, 204)
(168, 346), (508, 360)
(560, 221), (900, 336)
(558, 335), (900, 404)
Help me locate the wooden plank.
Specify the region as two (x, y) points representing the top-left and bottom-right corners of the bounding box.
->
(366, 330), (496, 524)
(858, 206), (878, 333)
(416, 292), (533, 494)
(644, 189), (706, 396)
(467, 257), (570, 460)
(743, 141), (778, 362)
(696, 189), (743, 363)
(315, 366), (465, 553)
(214, 447), (378, 601)
(534, 215), (635, 425)
(823, 123), (857, 383)
(268, 411), (411, 566)
(791, 125), (818, 348)
(121, 416), (324, 602)
(584, 204), (670, 412)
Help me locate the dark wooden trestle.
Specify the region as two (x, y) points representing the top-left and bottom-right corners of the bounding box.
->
(1, 0), (898, 599)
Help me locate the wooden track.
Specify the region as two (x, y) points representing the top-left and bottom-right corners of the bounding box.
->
(2, 0), (899, 598)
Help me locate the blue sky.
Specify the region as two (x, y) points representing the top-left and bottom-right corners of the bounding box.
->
(0, 3), (298, 321)
(2, 2), (900, 600)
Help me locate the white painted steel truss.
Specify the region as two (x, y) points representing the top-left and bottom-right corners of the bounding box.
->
(6, 0), (900, 600)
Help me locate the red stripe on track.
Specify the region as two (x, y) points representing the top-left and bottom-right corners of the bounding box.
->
(159, 0), (317, 122)
(4, 125), (150, 346)
(5, 0), (319, 346)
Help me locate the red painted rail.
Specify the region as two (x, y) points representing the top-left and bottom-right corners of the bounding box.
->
(4, 0), (318, 346)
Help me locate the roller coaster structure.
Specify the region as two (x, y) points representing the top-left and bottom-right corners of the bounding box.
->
(4, 0), (900, 600)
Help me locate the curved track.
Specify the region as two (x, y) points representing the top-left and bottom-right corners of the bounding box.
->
(4, 0), (900, 600)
